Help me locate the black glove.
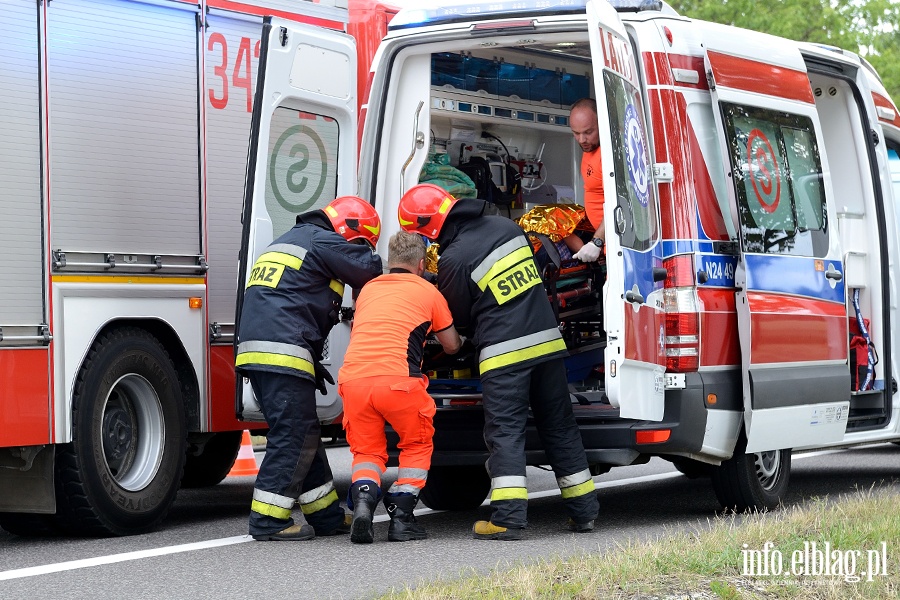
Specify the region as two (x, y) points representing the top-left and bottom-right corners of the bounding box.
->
(314, 362), (335, 395)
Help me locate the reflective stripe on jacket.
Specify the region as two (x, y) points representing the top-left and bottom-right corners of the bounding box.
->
(436, 201), (566, 378)
(236, 210), (383, 380)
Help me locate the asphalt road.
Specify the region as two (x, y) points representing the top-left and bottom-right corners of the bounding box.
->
(2, 443), (899, 599)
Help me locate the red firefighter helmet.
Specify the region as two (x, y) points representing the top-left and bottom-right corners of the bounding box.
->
(397, 184), (458, 240)
(324, 195), (381, 248)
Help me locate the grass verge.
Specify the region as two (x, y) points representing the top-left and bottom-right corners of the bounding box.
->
(380, 486), (900, 599)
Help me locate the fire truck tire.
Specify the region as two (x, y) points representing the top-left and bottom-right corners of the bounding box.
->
(419, 465), (490, 510)
(710, 434), (790, 512)
(54, 327), (188, 536)
(181, 431), (243, 488)
(0, 513), (62, 537)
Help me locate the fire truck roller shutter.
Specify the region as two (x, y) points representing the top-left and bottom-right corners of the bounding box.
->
(53, 327), (188, 536)
(0, 0), (44, 329)
(47, 0), (201, 256)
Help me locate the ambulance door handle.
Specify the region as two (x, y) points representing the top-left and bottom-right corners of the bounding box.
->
(625, 290), (645, 304)
(400, 101), (426, 194)
(652, 267), (667, 282)
(825, 269), (843, 281)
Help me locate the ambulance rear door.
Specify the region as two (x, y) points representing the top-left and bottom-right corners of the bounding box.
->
(587, 1), (666, 420)
(703, 26), (849, 452)
(235, 18), (358, 421)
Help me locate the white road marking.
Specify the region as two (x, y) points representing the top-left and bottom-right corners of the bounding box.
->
(0, 446), (858, 581)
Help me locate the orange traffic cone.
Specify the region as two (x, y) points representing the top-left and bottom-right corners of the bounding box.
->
(228, 430), (259, 477)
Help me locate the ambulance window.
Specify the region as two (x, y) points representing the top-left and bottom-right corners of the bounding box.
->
(721, 103), (827, 257)
(264, 107), (340, 238)
(603, 71), (658, 252)
(889, 148), (900, 236)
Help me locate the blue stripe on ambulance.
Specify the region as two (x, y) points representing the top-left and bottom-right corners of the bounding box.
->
(744, 254), (844, 303)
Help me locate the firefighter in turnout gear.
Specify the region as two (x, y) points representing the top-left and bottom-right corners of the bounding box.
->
(235, 195), (383, 541)
(398, 184), (599, 540)
(338, 231), (461, 543)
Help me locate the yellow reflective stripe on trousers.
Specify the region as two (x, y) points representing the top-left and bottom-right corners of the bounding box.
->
(299, 489), (339, 515)
(490, 487), (528, 501)
(478, 328), (566, 374)
(490, 475), (528, 501)
(560, 479), (595, 499)
(558, 469), (595, 499)
(235, 341), (315, 376)
(251, 488), (295, 520)
(298, 481), (335, 505)
(329, 279), (345, 296)
(250, 499), (292, 520)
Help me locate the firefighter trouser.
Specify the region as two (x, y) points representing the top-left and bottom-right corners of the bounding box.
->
(247, 370), (344, 536)
(480, 358), (599, 528)
(339, 375), (435, 497)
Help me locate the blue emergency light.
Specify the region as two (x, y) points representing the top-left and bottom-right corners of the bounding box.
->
(389, 0), (663, 31)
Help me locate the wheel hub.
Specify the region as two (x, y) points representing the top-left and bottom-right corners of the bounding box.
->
(101, 374), (165, 492)
(754, 450), (781, 491)
(102, 403), (134, 463)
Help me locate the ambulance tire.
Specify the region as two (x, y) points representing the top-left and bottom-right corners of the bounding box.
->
(181, 431), (243, 488)
(419, 465), (491, 510)
(710, 434), (790, 512)
(670, 457), (713, 479)
(54, 327), (188, 536)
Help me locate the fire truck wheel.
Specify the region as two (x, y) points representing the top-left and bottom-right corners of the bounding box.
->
(181, 431), (243, 488)
(54, 327), (187, 536)
(419, 465), (490, 510)
(0, 513), (62, 537)
(710, 434), (791, 512)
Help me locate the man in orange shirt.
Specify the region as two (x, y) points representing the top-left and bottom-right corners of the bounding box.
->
(569, 97), (606, 262)
(338, 231), (462, 543)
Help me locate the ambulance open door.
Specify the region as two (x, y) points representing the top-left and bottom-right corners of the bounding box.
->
(235, 18), (358, 422)
(587, 1), (666, 420)
(703, 27), (850, 452)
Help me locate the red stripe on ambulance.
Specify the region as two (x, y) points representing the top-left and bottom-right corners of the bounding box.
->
(707, 51), (814, 104)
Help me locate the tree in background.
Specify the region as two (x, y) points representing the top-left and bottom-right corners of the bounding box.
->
(668, 0), (900, 100)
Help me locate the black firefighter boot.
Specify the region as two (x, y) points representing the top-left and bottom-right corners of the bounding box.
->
(349, 482), (377, 544)
(384, 494), (427, 542)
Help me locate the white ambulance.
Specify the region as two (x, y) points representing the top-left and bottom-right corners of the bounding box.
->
(241, 0), (900, 513)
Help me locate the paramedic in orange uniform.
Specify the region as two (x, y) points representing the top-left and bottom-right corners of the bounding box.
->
(338, 231), (462, 544)
(569, 97), (606, 262)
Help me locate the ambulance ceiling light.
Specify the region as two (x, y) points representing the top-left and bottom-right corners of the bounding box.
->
(389, 0), (663, 31)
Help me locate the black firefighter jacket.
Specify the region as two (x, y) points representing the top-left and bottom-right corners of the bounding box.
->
(435, 200), (567, 380)
(235, 210), (383, 382)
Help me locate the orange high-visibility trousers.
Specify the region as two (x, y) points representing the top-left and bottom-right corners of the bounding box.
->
(339, 375), (436, 495)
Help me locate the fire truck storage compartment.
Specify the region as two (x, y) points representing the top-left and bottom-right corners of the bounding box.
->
(1, 0), (44, 333)
(47, 0), (202, 259)
(417, 45), (605, 388)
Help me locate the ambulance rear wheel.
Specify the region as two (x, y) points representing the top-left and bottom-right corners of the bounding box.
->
(54, 327), (187, 536)
(181, 431), (242, 488)
(419, 465), (490, 510)
(710, 434), (790, 512)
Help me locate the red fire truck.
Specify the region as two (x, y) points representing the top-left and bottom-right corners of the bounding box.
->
(0, 0), (398, 536)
